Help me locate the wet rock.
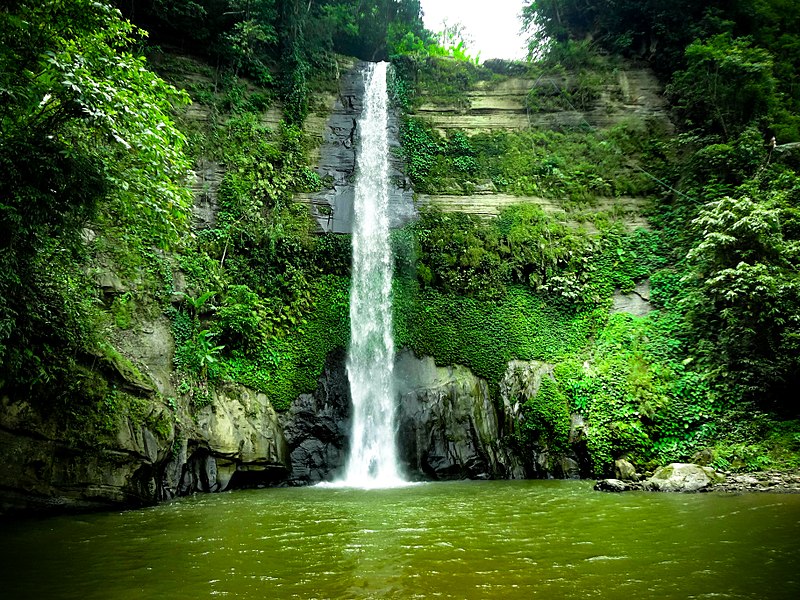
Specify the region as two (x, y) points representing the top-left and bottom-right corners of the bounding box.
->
(595, 478), (640, 492)
(298, 60), (415, 233)
(279, 349), (351, 485)
(642, 463), (725, 492)
(555, 457), (582, 479)
(395, 350), (525, 480)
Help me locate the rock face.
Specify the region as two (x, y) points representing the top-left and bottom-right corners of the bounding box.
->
(280, 350), (352, 485)
(0, 379), (291, 515)
(0, 395), (168, 514)
(643, 463), (725, 492)
(395, 350), (525, 480)
(417, 67), (670, 134)
(175, 383), (289, 495)
(412, 63), (668, 228)
(298, 60), (415, 233)
(499, 360), (590, 479)
(611, 280), (653, 316)
(190, 158), (224, 230)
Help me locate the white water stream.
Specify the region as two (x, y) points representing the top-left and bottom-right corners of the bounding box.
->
(340, 62), (404, 487)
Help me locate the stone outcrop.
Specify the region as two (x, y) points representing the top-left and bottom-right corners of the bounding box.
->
(297, 60), (415, 233)
(0, 394), (164, 514)
(499, 360), (590, 479)
(0, 379), (291, 515)
(279, 350), (352, 485)
(412, 62), (668, 228)
(394, 350), (525, 479)
(611, 280), (653, 316)
(417, 67), (670, 134)
(416, 193), (651, 230)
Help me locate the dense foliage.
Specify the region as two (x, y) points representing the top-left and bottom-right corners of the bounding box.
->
(1, 0), (798, 478)
(0, 1), (191, 399)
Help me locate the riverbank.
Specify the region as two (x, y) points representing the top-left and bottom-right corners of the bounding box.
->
(710, 470), (800, 493)
(596, 463), (800, 494)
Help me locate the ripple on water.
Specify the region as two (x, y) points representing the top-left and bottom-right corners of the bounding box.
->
(1, 481), (799, 600)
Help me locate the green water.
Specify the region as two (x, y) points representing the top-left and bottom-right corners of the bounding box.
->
(2, 481), (799, 599)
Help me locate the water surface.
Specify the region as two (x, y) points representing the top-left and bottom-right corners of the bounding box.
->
(2, 481), (799, 599)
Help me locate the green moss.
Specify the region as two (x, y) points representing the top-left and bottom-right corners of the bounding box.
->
(519, 376), (572, 452)
(394, 278), (604, 390)
(219, 274), (350, 410)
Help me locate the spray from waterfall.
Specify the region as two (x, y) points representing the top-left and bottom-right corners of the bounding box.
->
(340, 61), (404, 488)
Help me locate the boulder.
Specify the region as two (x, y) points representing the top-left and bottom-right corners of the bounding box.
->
(643, 463), (725, 492)
(614, 458), (639, 481)
(594, 478), (639, 492)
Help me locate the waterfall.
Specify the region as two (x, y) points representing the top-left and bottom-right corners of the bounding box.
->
(341, 62), (404, 487)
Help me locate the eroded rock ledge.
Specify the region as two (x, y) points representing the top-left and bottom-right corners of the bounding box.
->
(1, 349), (590, 516)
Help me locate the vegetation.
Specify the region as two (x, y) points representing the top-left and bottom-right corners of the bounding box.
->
(1, 0), (798, 481)
(388, 0), (800, 474)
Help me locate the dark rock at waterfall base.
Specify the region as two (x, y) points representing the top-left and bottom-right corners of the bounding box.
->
(280, 349), (352, 485)
(394, 350), (525, 480)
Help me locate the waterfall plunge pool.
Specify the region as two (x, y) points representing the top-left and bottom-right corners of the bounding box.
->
(2, 480), (799, 599)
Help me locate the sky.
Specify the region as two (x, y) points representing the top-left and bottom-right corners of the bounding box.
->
(420, 0), (528, 61)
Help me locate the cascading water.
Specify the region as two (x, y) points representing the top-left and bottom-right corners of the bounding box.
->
(341, 61), (404, 487)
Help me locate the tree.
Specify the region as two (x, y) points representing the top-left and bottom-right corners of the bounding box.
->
(683, 195), (800, 407)
(667, 34), (776, 138)
(0, 0), (192, 389)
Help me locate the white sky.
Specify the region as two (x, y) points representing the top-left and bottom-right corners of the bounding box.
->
(420, 0), (528, 61)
